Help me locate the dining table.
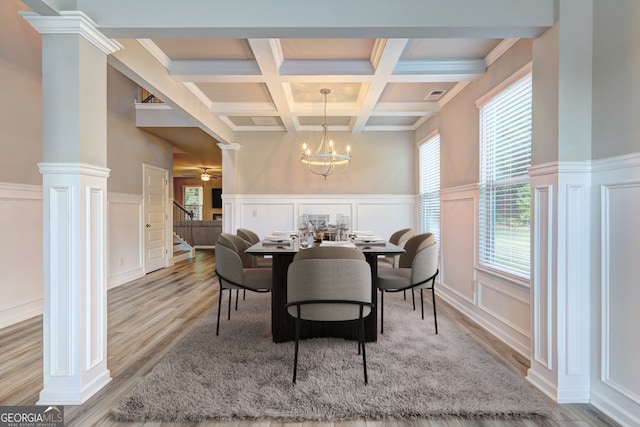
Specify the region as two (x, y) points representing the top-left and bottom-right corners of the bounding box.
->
(246, 237), (405, 343)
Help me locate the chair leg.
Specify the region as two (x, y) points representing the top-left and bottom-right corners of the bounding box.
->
(403, 290), (406, 300)
(431, 285), (438, 335)
(360, 308), (368, 385)
(235, 289), (239, 311)
(227, 289), (232, 320)
(216, 284), (223, 336)
(420, 288), (424, 319)
(412, 290), (416, 310)
(243, 289), (246, 300)
(293, 314), (301, 384)
(380, 290), (384, 334)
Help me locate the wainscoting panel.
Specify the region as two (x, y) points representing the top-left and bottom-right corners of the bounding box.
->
(476, 280), (530, 343)
(0, 183), (44, 328)
(532, 182), (554, 372)
(224, 194), (416, 240)
(601, 181), (640, 402)
(107, 193), (144, 289)
(588, 152), (640, 427)
(440, 190), (476, 305)
(240, 202), (296, 237)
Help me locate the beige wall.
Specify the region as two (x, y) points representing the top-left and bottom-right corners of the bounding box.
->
(234, 131), (415, 194)
(107, 66), (173, 194)
(0, 0), (42, 185)
(532, 23), (560, 165)
(592, 0), (640, 159)
(417, 39), (534, 189)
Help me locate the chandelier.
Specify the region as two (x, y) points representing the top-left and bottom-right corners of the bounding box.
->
(300, 88), (351, 179)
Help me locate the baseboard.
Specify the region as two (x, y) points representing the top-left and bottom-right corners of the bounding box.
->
(0, 299), (42, 329)
(108, 267), (145, 290)
(590, 391), (640, 427)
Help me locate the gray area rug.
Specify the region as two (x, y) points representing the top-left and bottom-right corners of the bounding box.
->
(112, 291), (550, 422)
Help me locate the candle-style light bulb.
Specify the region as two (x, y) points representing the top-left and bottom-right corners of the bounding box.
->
(347, 145), (351, 153)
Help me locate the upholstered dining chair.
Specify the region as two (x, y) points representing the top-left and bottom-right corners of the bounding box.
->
(286, 246), (373, 384)
(377, 233), (439, 335)
(237, 228), (272, 268)
(214, 233), (272, 335)
(377, 227), (414, 304)
(377, 228), (413, 269)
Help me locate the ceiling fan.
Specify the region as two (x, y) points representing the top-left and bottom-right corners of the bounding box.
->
(199, 168), (221, 182)
(180, 167), (221, 182)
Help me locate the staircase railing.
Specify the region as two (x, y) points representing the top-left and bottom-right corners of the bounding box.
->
(173, 200), (194, 220)
(173, 200), (194, 246)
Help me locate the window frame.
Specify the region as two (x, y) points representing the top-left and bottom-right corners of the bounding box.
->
(476, 63), (533, 281)
(418, 131), (440, 242)
(182, 185), (204, 220)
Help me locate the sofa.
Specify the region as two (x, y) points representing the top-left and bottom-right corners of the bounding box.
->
(173, 220), (222, 247)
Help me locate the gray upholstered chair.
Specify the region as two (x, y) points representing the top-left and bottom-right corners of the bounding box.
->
(286, 246), (373, 384)
(377, 233), (439, 335)
(237, 228), (272, 268)
(377, 228), (413, 269)
(214, 233), (272, 335)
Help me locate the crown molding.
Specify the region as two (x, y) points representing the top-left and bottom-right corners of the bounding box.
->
(20, 11), (122, 55)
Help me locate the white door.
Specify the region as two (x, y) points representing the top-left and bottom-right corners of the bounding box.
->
(144, 164), (168, 273)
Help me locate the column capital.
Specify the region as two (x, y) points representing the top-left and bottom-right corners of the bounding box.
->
(20, 11), (122, 55)
(38, 162), (111, 178)
(217, 142), (241, 151)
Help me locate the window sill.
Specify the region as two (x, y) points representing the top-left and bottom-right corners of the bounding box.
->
(474, 264), (531, 289)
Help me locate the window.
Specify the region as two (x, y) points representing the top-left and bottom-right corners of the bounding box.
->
(183, 186), (203, 220)
(418, 133), (440, 241)
(478, 71), (532, 278)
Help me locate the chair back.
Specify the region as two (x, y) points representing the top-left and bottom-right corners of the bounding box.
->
(384, 228), (413, 267)
(237, 228), (260, 244)
(215, 234), (244, 286)
(388, 228), (413, 246)
(411, 241), (439, 286)
(287, 247), (371, 322)
(398, 233), (435, 268)
(218, 232), (254, 268)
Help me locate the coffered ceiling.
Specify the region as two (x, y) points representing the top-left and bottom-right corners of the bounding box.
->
(137, 36), (515, 176)
(140, 37), (508, 134)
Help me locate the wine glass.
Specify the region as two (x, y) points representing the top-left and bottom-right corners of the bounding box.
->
(338, 215), (350, 241)
(297, 215), (310, 247)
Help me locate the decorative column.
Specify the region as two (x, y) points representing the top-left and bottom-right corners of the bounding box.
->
(217, 142), (241, 233)
(526, 0), (593, 403)
(22, 11), (122, 404)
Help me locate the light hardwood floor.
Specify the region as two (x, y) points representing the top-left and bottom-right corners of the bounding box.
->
(0, 250), (619, 426)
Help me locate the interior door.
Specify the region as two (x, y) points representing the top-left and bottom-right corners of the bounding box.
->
(144, 164), (168, 273)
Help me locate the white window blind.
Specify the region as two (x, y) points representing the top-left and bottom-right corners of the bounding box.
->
(479, 73), (532, 278)
(418, 133), (440, 241)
